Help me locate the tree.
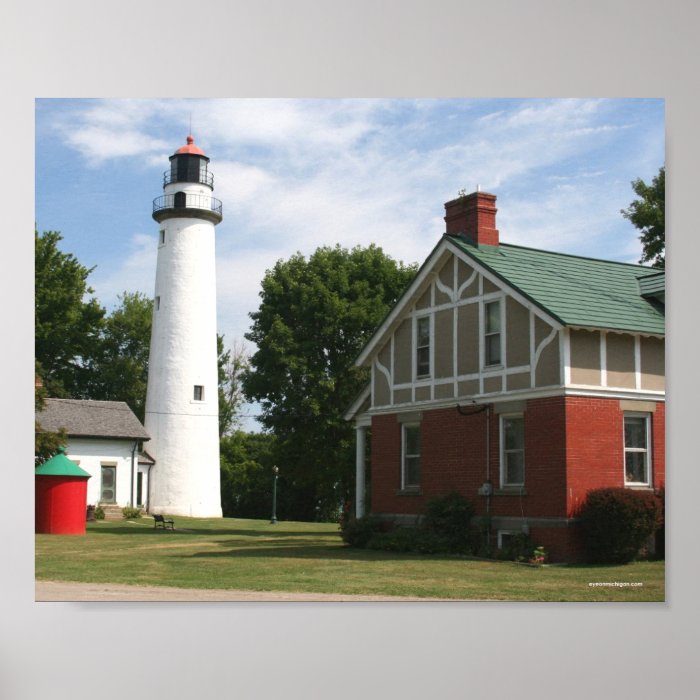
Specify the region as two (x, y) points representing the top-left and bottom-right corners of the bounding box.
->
(35, 369), (66, 465)
(220, 431), (278, 518)
(621, 166), (665, 269)
(92, 292), (153, 422)
(35, 230), (105, 397)
(243, 244), (417, 521)
(217, 336), (250, 437)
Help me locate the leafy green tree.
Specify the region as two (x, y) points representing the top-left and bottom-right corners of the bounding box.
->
(621, 166), (665, 268)
(243, 244), (417, 520)
(220, 431), (278, 518)
(218, 336), (249, 437)
(35, 230), (105, 397)
(35, 369), (67, 465)
(92, 292), (153, 422)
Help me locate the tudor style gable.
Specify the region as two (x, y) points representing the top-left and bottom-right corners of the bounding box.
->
(351, 191), (665, 420)
(364, 246), (563, 413)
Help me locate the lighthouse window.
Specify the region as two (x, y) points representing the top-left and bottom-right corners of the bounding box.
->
(155, 296), (160, 310)
(193, 385), (204, 401)
(159, 229), (165, 245)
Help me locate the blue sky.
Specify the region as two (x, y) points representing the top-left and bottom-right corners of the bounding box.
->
(35, 98), (664, 425)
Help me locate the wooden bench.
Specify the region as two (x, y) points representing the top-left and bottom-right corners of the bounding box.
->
(153, 513), (174, 530)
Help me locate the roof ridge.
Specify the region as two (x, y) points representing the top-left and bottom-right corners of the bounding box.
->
(453, 237), (655, 270)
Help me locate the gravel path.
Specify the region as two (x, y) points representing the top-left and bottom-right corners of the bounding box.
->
(35, 580), (448, 602)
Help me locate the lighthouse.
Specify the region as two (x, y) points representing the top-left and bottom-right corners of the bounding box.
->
(145, 134), (223, 517)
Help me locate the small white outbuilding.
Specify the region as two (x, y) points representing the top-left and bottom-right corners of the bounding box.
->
(36, 399), (152, 510)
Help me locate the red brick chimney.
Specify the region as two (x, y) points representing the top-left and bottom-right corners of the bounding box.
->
(444, 190), (499, 246)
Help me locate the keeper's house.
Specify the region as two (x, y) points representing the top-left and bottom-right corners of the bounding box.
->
(345, 191), (665, 561)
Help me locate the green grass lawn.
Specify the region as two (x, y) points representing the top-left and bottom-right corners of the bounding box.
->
(35, 516), (665, 601)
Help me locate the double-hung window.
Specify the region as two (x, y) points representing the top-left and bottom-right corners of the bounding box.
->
(484, 300), (502, 366)
(624, 413), (651, 486)
(402, 424), (421, 489)
(500, 414), (524, 486)
(416, 316), (431, 378)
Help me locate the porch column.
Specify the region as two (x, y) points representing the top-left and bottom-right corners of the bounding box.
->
(355, 424), (367, 518)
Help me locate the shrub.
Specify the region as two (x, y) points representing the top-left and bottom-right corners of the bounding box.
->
(94, 506), (105, 520)
(367, 528), (452, 554)
(122, 506), (142, 520)
(578, 487), (661, 564)
(654, 486), (665, 559)
(340, 514), (382, 548)
(423, 491), (475, 552)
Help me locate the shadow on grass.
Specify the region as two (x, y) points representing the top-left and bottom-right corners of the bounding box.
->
(183, 542), (496, 564)
(89, 525), (338, 538)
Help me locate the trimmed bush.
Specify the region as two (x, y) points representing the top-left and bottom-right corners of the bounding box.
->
(655, 486), (665, 559)
(424, 491), (475, 553)
(367, 528), (452, 554)
(340, 514), (382, 548)
(578, 488), (661, 564)
(122, 506), (142, 520)
(94, 506), (105, 520)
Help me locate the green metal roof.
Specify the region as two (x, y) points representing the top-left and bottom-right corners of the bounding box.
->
(35, 447), (91, 478)
(447, 236), (665, 335)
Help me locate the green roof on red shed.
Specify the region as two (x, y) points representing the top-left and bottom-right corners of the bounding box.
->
(447, 236), (665, 335)
(35, 447), (91, 478)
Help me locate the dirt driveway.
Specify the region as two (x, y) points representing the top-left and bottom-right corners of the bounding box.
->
(35, 580), (447, 602)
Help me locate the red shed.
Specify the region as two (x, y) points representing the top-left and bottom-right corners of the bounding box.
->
(35, 447), (91, 535)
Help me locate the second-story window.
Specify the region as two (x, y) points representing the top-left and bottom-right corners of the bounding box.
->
(416, 316), (430, 378)
(485, 300), (502, 366)
(193, 385), (204, 401)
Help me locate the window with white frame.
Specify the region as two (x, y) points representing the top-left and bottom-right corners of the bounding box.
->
(416, 315), (431, 378)
(193, 385), (204, 401)
(402, 423), (421, 489)
(624, 413), (651, 485)
(484, 300), (502, 366)
(159, 229), (165, 245)
(500, 414), (524, 486)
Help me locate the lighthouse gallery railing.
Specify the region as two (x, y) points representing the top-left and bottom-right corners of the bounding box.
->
(152, 193), (223, 216)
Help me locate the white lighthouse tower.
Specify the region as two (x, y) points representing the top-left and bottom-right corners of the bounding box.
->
(145, 134), (223, 517)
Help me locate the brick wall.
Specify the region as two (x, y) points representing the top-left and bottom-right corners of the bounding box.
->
(368, 395), (665, 560)
(565, 397), (665, 516)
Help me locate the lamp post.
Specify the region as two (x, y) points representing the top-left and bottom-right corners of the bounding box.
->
(270, 465), (279, 524)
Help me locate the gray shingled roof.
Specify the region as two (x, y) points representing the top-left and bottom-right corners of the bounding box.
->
(37, 399), (150, 440)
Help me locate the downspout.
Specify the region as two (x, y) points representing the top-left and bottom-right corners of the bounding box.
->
(456, 402), (491, 510)
(456, 403), (492, 548)
(146, 463), (153, 513)
(485, 406), (490, 515)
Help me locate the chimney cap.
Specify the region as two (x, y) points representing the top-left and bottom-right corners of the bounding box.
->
(445, 189), (497, 207)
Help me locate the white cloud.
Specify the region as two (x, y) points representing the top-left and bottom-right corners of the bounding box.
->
(46, 97), (661, 350)
(65, 127), (170, 165)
